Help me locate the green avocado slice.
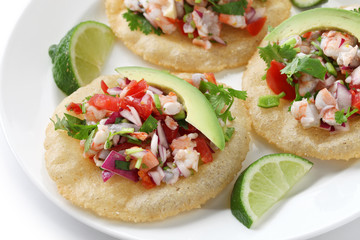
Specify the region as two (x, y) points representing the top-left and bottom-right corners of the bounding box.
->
(265, 8), (360, 42)
(115, 66), (225, 150)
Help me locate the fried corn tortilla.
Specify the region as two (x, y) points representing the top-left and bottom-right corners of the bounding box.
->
(44, 74), (250, 222)
(242, 41), (360, 161)
(105, 0), (291, 72)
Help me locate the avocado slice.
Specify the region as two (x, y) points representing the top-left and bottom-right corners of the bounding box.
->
(265, 8), (360, 42)
(115, 66), (225, 150)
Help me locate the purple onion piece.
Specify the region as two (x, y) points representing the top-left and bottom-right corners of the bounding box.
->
(105, 110), (122, 125)
(339, 38), (345, 48)
(245, 7), (256, 23)
(102, 170), (115, 182)
(101, 150), (139, 182)
(107, 87), (122, 96)
(157, 121), (169, 148)
(148, 86), (163, 95)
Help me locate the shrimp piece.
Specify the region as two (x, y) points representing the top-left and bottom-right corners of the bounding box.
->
(165, 116), (178, 130)
(84, 104), (108, 122)
(291, 99), (320, 128)
(124, 0), (143, 11)
(192, 6), (221, 39)
(298, 73), (319, 96)
(144, 2), (177, 34)
(322, 107), (339, 126)
(316, 75), (336, 91)
(174, 148), (200, 173)
(130, 132), (149, 141)
(192, 38), (212, 50)
(159, 92), (182, 115)
(315, 88), (337, 112)
(170, 134), (198, 153)
(337, 45), (360, 67)
(219, 14), (246, 28)
(91, 125), (110, 151)
(348, 66), (360, 87)
(320, 31), (357, 59)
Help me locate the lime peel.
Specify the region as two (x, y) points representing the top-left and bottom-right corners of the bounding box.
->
(231, 153), (313, 228)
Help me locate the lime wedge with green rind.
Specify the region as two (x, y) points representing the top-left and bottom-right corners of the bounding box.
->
(49, 21), (114, 95)
(231, 153), (313, 228)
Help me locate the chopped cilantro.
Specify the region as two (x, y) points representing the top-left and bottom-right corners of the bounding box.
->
(335, 108), (358, 124)
(123, 9), (163, 36)
(51, 113), (97, 140)
(224, 127), (234, 142)
(352, 8), (360, 14)
(84, 129), (96, 152)
(115, 160), (130, 170)
(258, 42), (297, 67)
(208, 0), (247, 15)
(280, 54), (327, 81)
(199, 80), (247, 124)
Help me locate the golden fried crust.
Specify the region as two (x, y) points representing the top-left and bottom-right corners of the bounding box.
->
(44, 75), (250, 222)
(105, 0), (291, 72)
(242, 41), (360, 161)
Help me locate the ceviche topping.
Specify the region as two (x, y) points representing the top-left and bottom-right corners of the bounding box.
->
(123, 0), (267, 49)
(52, 74), (246, 189)
(259, 30), (360, 132)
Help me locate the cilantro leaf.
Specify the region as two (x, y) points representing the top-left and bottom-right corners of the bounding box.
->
(352, 8), (360, 14)
(139, 115), (158, 133)
(335, 108), (358, 124)
(84, 129), (96, 152)
(199, 81), (247, 124)
(208, 0), (247, 15)
(123, 9), (163, 36)
(51, 113), (97, 140)
(258, 43), (297, 67)
(281, 54), (327, 80)
(224, 127), (234, 142)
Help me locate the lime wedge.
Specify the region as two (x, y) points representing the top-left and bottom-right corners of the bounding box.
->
(291, 0), (327, 9)
(231, 153), (313, 228)
(49, 21), (114, 95)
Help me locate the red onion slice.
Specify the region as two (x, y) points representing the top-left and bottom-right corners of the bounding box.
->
(245, 7), (256, 23)
(102, 170), (115, 182)
(151, 133), (159, 156)
(120, 109), (138, 125)
(105, 111), (122, 125)
(159, 145), (167, 164)
(176, 161), (191, 178)
(212, 36), (226, 45)
(101, 150), (139, 182)
(339, 38), (345, 48)
(148, 166), (165, 186)
(107, 87), (122, 96)
(247, 7), (265, 24)
(129, 106), (142, 126)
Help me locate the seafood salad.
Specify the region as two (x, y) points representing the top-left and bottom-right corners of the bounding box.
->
(123, 0), (267, 49)
(259, 30), (360, 132)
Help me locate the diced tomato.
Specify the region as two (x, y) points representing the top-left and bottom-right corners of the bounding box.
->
(266, 60), (296, 101)
(101, 80), (109, 94)
(178, 123), (198, 135)
(66, 102), (83, 114)
(121, 95), (154, 120)
(110, 142), (140, 152)
(204, 73), (217, 85)
(141, 151), (159, 172)
(138, 170), (156, 189)
(351, 90), (360, 110)
(88, 94), (122, 112)
(246, 16), (267, 36)
(123, 80), (148, 99)
(176, 19), (199, 38)
(302, 31), (312, 39)
(161, 121), (179, 144)
(194, 136), (213, 163)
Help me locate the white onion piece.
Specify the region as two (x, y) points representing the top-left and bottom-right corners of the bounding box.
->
(245, 7), (256, 22)
(130, 150), (147, 159)
(151, 133), (159, 156)
(148, 166), (165, 186)
(141, 92), (152, 104)
(128, 106), (142, 126)
(176, 161), (191, 178)
(107, 87), (122, 96)
(108, 123), (139, 132)
(336, 83), (352, 113)
(112, 134), (120, 146)
(212, 36), (226, 45)
(248, 7), (265, 24)
(159, 145), (167, 163)
(148, 86), (163, 95)
(163, 168), (180, 185)
(98, 149), (111, 160)
(334, 122), (350, 132)
(157, 121), (169, 148)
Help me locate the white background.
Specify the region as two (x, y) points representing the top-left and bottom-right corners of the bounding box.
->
(0, 1), (360, 239)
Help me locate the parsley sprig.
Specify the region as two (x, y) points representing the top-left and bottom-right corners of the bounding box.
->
(199, 81), (247, 141)
(123, 10), (163, 36)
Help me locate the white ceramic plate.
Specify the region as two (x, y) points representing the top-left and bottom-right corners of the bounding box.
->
(1, 0), (360, 239)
